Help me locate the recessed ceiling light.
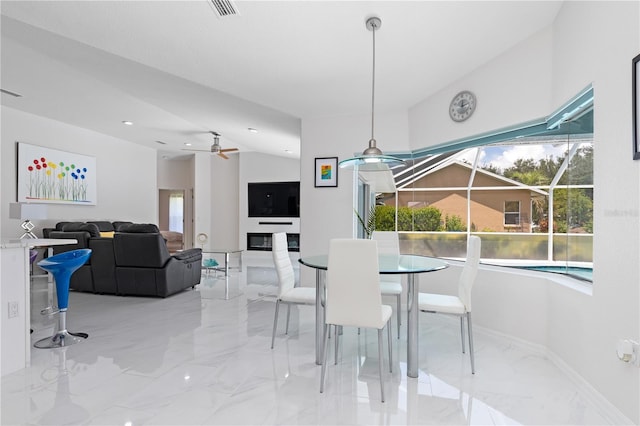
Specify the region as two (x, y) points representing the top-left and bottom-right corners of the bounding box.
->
(248, 128), (258, 133)
(284, 149), (293, 154)
(184, 143), (192, 146)
(122, 120), (133, 126)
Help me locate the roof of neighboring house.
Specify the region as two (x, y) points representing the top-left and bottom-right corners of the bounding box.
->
(396, 157), (548, 196)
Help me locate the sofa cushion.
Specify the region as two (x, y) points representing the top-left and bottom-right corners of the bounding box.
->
(88, 221), (115, 232)
(118, 223), (160, 234)
(113, 232), (170, 268)
(112, 221), (133, 231)
(55, 221), (71, 231)
(61, 222), (101, 237)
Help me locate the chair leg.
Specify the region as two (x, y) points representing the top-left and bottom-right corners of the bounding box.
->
(387, 322), (392, 373)
(270, 299), (280, 349)
(467, 312), (475, 374)
(285, 304), (291, 335)
(460, 316), (466, 354)
(396, 294), (401, 338)
(377, 328), (385, 403)
(334, 325), (339, 365)
(320, 323), (330, 393)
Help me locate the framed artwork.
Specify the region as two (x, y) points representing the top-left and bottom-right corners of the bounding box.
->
(634, 53), (640, 160)
(314, 157), (338, 187)
(17, 142), (97, 205)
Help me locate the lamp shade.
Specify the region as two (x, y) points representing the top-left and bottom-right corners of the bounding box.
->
(10, 203), (48, 220)
(339, 153), (405, 168)
(357, 162), (397, 193)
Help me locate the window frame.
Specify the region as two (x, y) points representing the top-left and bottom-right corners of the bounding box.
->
(504, 200), (521, 227)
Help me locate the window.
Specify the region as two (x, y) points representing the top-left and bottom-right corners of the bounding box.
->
(504, 201), (520, 226)
(169, 193), (184, 233)
(356, 87), (594, 281)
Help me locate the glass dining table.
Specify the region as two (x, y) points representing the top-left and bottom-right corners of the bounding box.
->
(299, 253), (448, 378)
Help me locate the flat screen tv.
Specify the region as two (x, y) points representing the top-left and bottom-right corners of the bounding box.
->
(248, 181), (300, 218)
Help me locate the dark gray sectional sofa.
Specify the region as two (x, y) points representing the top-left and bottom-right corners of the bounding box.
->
(43, 221), (202, 297)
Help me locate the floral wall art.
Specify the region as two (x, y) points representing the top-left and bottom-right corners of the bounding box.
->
(17, 142), (97, 205)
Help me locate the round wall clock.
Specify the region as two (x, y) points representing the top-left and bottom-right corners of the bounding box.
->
(449, 90), (477, 122)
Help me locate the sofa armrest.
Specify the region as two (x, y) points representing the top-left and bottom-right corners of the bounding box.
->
(173, 248), (202, 262)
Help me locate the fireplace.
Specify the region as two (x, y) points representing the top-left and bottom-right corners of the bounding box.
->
(247, 233), (299, 252)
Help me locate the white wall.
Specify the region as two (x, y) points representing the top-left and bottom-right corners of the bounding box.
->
(193, 153), (212, 250)
(211, 153), (239, 249)
(239, 152), (301, 261)
(409, 27), (553, 148)
(1, 107), (158, 238)
(300, 110), (410, 282)
(299, 2), (639, 422)
(158, 156), (193, 189)
(550, 2), (640, 421)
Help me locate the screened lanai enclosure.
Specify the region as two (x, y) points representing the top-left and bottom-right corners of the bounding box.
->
(354, 86), (594, 282)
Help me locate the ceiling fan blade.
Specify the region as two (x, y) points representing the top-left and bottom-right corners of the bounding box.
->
(182, 148), (212, 152)
(220, 148), (239, 153)
(217, 152), (229, 159)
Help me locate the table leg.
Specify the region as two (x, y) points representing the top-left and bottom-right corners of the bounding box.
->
(224, 252), (230, 276)
(315, 269), (325, 365)
(224, 275), (229, 300)
(407, 273), (419, 378)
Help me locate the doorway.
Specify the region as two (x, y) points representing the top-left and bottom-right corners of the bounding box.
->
(159, 189), (193, 248)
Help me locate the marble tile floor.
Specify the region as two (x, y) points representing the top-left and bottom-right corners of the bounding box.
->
(2, 260), (617, 425)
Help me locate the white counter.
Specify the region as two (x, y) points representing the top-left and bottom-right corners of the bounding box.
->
(0, 238), (76, 376)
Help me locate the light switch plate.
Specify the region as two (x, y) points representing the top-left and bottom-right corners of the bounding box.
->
(8, 301), (19, 318)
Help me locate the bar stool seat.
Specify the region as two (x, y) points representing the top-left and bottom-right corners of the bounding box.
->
(34, 248), (92, 349)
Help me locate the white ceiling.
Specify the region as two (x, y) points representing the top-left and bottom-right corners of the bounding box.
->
(0, 1), (563, 160)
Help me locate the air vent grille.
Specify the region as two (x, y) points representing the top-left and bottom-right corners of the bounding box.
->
(209, 0), (239, 17)
(1, 88), (23, 98)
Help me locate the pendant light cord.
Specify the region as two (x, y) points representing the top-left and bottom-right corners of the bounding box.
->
(370, 20), (377, 146)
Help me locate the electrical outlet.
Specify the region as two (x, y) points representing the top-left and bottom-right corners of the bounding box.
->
(8, 301), (19, 318)
(617, 339), (640, 367)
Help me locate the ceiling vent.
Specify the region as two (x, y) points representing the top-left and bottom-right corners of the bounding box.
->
(1, 88), (23, 98)
(208, 0), (239, 18)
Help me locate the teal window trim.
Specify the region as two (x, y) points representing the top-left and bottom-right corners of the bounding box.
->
(411, 118), (549, 158)
(546, 84), (593, 130)
(400, 84), (594, 159)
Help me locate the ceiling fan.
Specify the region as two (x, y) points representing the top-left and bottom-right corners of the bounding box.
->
(183, 131), (239, 159)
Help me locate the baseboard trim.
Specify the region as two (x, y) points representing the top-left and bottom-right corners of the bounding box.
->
(476, 325), (635, 425)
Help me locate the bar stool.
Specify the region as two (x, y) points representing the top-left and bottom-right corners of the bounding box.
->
(34, 248), (92, 349)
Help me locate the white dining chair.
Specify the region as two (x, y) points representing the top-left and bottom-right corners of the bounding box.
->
(270, 232), (316, 349)
(371, 231), (403, 338)
(320, 238), (393, 403)
(418, 235), (481, 374)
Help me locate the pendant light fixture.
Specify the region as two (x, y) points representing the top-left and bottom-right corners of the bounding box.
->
(339, 16), (405, 168)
